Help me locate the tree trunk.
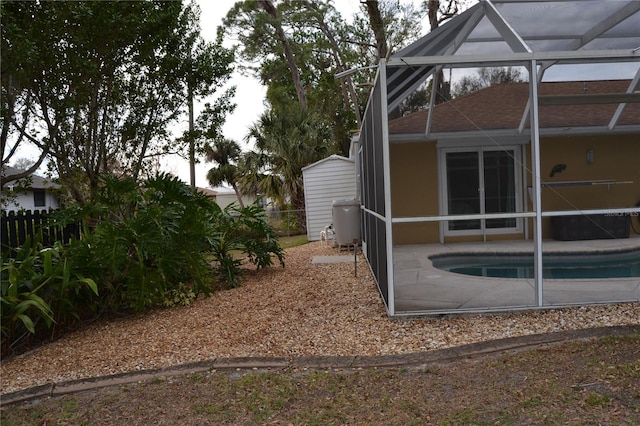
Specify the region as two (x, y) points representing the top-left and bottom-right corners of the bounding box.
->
(231, 182), (245, 209)
(364, 0), (388, 62)
(291, 188), (306, 233)
(188, 72), (196, 189)
(300, 0), (361, 127)
(258, 0), (308, 111)
(429, 0), (458, 104)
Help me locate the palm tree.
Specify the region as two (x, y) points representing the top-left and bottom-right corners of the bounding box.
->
(205, 138), (245, 208)
(243, 109), (332, 230)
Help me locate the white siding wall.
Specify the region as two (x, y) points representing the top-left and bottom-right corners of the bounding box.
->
(215, 193), (256, 210)
(303, 156), (356, 241)
(3, 190), (59, 212)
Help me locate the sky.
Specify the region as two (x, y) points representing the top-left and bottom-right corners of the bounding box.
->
(164, 0), (369, 187)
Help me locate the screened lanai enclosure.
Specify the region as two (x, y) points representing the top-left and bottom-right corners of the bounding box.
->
(356, 0), (640, 316)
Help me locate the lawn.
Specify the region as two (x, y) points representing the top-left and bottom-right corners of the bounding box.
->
(277, 234), (308, 249)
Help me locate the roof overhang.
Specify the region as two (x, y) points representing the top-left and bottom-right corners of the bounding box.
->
(389, 125), (640, 143)
(387, 49), (640, 69)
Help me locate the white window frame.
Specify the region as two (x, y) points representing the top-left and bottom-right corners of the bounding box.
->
(439, 144), (524, 237)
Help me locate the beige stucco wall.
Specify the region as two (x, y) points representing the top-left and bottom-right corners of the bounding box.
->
(390, 142), (440, 244)
(390, 134), (639, 244)
(533, 133), (640, 238)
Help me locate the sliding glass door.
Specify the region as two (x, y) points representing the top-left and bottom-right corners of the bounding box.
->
(483, 150), (517, 229)
(443, 147), (521, 235)
(446, 151), (481, 231)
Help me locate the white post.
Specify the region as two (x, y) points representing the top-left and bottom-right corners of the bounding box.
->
(529, 60), (544, 306)
(380, 59), (395, 316)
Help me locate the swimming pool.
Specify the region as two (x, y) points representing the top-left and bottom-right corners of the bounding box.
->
(430, 249), (640, 279)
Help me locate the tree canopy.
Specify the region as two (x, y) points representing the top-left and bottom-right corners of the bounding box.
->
(1, 0), (235, 203)
(452, 67), (526, 98)
(205, 138), (245, 208)
(2, 0), (468, 213)
(243, 109), (331, 229)
(221, 0), (431, 157)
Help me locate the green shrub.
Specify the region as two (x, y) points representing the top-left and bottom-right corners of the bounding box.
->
(161, 283), (197, 308)
(1, 173), (286, 350)
(208, 203), (285, 288)
(233, 204), (285, 270)
(1, 238), (98, 352)
(41, 241), (99, 334)
(82, 174), (218, 311)
(53, 174), (284, 307)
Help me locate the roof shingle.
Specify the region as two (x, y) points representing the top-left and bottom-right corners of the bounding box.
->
(388, 80), (639, 135)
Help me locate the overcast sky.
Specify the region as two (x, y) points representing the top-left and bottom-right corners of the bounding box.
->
(165, 0), (368, 186)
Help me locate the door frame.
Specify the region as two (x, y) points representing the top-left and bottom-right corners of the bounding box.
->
(438, 144), (524, 238)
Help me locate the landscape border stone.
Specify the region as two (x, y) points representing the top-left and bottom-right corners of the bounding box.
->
(2, 324), (638, 407)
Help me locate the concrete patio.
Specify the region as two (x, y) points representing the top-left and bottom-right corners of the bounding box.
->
(393, 235), (640, 314)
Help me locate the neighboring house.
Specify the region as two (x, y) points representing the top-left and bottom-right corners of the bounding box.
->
(355, 0), (640, 316)
(197, 186), (218, 202)
(214, 187), (258, 210)
(196, 186), (257, 210)
(1, 166), (60, 212)
(302, 155), (357, 242)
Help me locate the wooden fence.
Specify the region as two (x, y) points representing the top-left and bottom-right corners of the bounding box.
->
(1, 210), (81, 254)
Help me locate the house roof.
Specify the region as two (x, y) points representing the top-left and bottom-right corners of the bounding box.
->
(1, 166), (60, 189)
(212, 187), (237, 195)
(196, 187), (218, 198)
(385, 0), (640, 111)
(388, 80), (640, 137)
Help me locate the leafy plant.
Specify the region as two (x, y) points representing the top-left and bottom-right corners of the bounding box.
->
(1, 174), (287, 350)
(85, 174), (218, 311)
(41, 242), (99, 335)
(1, 239), (54, 348)
(1, 237), (98, 352)
(207, 203), (246, 288)
(233, 204), (285, 269)
(208, 203), (285, 288)
(161, 283), (197, 308)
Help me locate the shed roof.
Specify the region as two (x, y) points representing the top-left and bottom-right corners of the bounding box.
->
(388, 80), (640, 137)
(302, 155), (354, 172)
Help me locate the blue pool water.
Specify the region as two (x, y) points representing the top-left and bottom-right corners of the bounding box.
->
(431, 250), (640, 279)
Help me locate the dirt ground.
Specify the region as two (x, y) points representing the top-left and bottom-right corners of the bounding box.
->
(2, 333), (639, 425)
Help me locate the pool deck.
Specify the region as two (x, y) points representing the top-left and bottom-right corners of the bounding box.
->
(393, 235), (640, 314)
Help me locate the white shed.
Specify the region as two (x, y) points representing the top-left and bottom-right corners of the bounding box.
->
(302, 155), (356, 241)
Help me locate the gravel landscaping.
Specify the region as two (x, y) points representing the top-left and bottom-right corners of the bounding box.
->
(1, 241), (638, 395)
